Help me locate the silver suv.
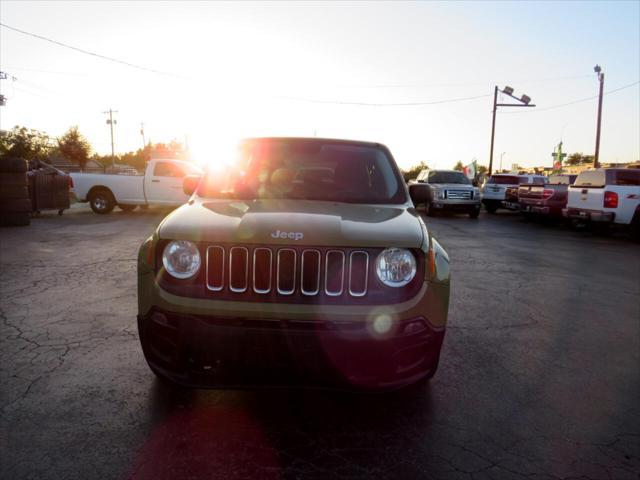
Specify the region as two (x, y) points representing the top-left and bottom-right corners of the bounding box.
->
(409, 169), (481, 218)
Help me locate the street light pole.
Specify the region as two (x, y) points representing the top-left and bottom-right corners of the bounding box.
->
(500, 152), (506, 173)
(488, 86), (498, 176)
(593, 65), (604, 169)
(488, 86), (536, 176)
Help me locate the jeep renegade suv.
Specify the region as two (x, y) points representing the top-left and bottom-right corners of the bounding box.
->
(137, 138), (450, 390)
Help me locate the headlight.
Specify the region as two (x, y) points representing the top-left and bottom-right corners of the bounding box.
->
(162, 240), (201, 279)
(375, 248), (417, 287)
(436, 189), (445, 200)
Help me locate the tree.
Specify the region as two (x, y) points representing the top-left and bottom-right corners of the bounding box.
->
(0, 126), (54, 161)
(58, 126), (91, 170)
(566, 152), (594, 166)
(401, 161), (428, 182)
(453, 161), (464, 171)
(477, 165), (488, 175)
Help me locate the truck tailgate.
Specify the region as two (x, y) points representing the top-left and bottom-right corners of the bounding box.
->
(567, 186), (605, 211)
(518, 185), (544, 200)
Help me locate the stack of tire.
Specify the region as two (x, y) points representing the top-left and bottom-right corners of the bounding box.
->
(0, 157), (31, 227)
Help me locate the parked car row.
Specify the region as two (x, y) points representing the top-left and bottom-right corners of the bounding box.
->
(482, 168), (640, 240)
(405, 166), (639, 239)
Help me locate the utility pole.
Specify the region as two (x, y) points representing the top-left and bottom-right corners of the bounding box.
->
(488, 85), (536, 176)
(0, 71), (17, 107)
(140, 122), (146, 150)
(593, 65), (604, 169)
(103, 109), (118, 167)
(499, 152), (506, 173)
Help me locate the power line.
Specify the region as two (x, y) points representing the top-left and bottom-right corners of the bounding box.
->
(276, 93), (491, 107)
(2, 66), (89, 77)
(498, 80), (639, 114)
(336, 74), (594, 90)
(0, 23), (183, 78)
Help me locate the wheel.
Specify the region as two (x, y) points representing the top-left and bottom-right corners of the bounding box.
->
(118, 204), (138, 212)
(425, 202), (436, 217)
(469, 208), (480, 219)
(0, 185), (29, 200)
(631, 213), (640, 243)
(484, 202), (498, 214)
(0, 198), (32, 213)
(0, 211), (31, 226)
(0, 172), (28, 187)
(0, 157), (28, 173)
(88, 189), (115, 214)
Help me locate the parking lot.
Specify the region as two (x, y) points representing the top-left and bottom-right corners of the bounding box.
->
(1, 205), (639, 480)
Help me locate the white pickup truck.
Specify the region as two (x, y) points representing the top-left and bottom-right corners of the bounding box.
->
(565, 168), (640, 239)
(71, 159), (203, 214)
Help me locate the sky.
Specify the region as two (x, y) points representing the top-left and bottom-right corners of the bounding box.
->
(1, 1), (639, 170)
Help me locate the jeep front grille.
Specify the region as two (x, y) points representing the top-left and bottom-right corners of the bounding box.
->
(446, 190), (472, 200)
(206, 246), (370, 298)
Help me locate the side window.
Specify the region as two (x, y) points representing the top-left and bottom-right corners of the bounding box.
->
(154, 162), (185, 178)
(612, 170), (640, 186)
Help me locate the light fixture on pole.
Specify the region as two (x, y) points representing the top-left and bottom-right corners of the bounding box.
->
(488, 86), (536, 176)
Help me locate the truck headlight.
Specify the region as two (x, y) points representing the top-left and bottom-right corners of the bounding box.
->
(436, 189), (445, 200)
(375, 248), (416, 287)
(162, 240), (201, 279)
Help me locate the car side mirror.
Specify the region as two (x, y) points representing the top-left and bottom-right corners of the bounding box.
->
(408, 183), (430, 205)
(183, 175), (201, 195)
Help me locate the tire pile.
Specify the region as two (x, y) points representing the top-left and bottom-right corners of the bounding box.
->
(0, 157), (31, 227)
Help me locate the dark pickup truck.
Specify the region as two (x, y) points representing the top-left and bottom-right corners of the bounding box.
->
(518, 174), (577, 217)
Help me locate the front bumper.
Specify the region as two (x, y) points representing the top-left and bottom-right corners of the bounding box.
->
(430, 201), (481, 213)
(520, 202), (564, 217)
(564, 208), (615, 223)
(138, 309), (445, 390)
(137, 274), (449, 390)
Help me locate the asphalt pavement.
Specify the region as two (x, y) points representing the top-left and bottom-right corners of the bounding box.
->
(1, 205), (639, 480)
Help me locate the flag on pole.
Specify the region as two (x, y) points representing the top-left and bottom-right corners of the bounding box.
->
(463, 160), (477, 179)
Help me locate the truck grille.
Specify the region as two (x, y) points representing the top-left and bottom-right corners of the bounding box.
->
(446, 190), (472, 200)
(206, 245), (370, 298)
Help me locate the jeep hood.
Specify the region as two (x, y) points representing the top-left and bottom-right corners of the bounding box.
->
(158, 199), (424, 248)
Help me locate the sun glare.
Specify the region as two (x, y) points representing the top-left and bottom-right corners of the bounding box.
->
(189, 133), (240, 173)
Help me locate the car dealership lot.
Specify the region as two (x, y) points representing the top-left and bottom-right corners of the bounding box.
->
(1, 206), (639, 480)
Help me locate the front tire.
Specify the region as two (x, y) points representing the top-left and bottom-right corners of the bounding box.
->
(484, 202), (498, 214)
(425, 202), (436, 217)
(89, 189), (115, 214)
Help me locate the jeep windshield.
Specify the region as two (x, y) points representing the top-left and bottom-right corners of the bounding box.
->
(196, 138), (407, 204)
(428, 171), (471, 184)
